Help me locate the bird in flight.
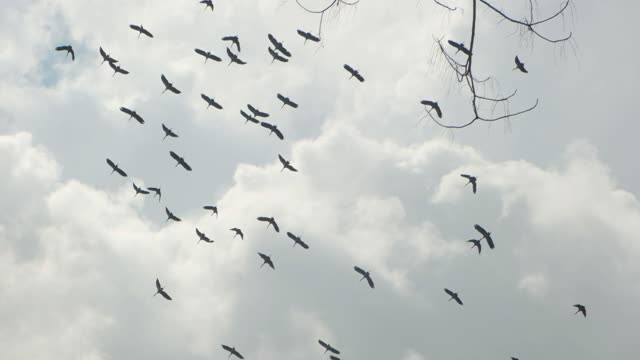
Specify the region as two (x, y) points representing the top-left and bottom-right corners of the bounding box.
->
(247, 104), (269, 118)
(460, 174), (477, 194)
(170, 151), (192, 171)
(201, 94), (223, 110)
(230, 228), (244, 240)
(474, 224), (495, 249)
(318, 340), (340, 355)
(573, 304), (587, 317)
(196, 228), (214, 245)
(200, 0), (214, 12)
(444, 288), (463, 305)
(147, 187), (161, 202)
(226, 47), (246, 66)
(161, 124), (178, 141)
(221, 345), (244, 359)
(130, 24), (153, 38)
(161, 74), (181, 94)
(240, 110), (259, 125)
(467, 239), (481, 254)
(447, 40), (471, 56)
(154, 278), (172, 300)
(257, 216), (279, 232)
(420, 100), (442, 118)
(258, 252), (275, 269)
(55, 45), (75, 61)
(353, 266), (375, 289)
(99, 47), (117, 65)
(194, 48), (222, 63)
(109, 61), (129, 77)
(268, 33), (292, 57)
(297, 29), (320, 44)
(203, 205), (218, 217)
(277, 93), (298, 109)
(120, 107), (144, 124)
(222, 36), (240, 52)
(165, 207), (181, 222)
(133, 182), (149, 196)
(260, 122), (284, 140)
(278, 154), (297, 172)
(106, 159), (127, 177)
(514, 56), (528, 73)
(287, 232), (309, 249)
(268, 47), (289, 63)
(343, 64), (364, 82)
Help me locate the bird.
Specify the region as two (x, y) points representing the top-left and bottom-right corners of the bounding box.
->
(221, 345), (244, 359)
(247, 104), (269, 118)
(474, 224), (495, 249)
(318, 340), (340, 355)
(165, 207), (181, 222)
(147, 187), (161, 201)
(133, 182), (150, 196)
(268, 34), (292, 57)
(230, 228), (244, 240)
(196, 228), (214, 244)
(467, 239), (481, 254)
(258, 252), (274, 269)
(444, 288), (463, 305)
(194, 48), (222, 63)
(257, 216), (279, 232)
(447, 40), (471, 56)
(343, 64), (364, 82)
(55, 45), (75, 61)
(154, 278), (172, 300)
(226, 47), (246, 66)
(161, 74), (181, 94)
(353, 266), (375, 289)
(268, 47), (289, 63)
(514, 56), (528, 73)
(240, 110), (259, 124)
(119, 107), (144, 124)
(106, 159), (127, 177)
(260, 122), (284, 140)
(460, 174), (477, 194)
(99, 47), (117, 65)
(203, 205), (218, 217)
(573, 304), (587, 317)
(201, 94), (223, 110)
(278, 154), (297, 172)
(200, 0), (214, 11)
(109, 61), (129, 77)
(222, 36), (240, 52)
(130, 24), (153, 38)
(161, 124), (178, 141)
(287, 232), (309, 249)
(297, 29), (320, 44)
(277, 93), (298, 109)
(169, 151), (192, 171)
(420, 100), (442, 118)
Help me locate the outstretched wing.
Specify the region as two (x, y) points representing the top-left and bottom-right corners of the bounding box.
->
(226, 47), (235, 59)
(273, 128), (284, 140)
(180, 160), (192, 171)
(472, 181), (477, 194)
(474, 224), (488, 237)
(278, 154), (287, 165)
(366, 276), (374, 289)
(156, 278), (162, 290)
(420, 100), (435, 107)
(162, 123), (170, 134)
(444, 288), (455, 297)
(99, 47), (107, 59)
(201, 93), (211, 103)
(271, 220), (280, 232)
(168, 86), (181, 94)
(354, 266), (366, 276)
(195, 48), (207, 57)
(169, 151), (180, 162)
(240, 110), (258, 123)
(460, 174), (472, 180)
(196, 228), (203, 238)
(257, 216), (270, 222)
(129, 24), (141, 31)
(161, 74), (169, 87)
(318, 340), (329, 349)
(106, 158), (116, 169)
(343, 64), (355, 74)
(267, 34), (279, 48)
(120, 107), (133, 116)
(286, 232), (297, 241)
(221, 345), (233, 353)
(455, 296), (463, 305)
(159, 290), (172, 300)
(354, 72), (365, 82)
(141, 28), (153, 38)
(260, 122), (274, 130)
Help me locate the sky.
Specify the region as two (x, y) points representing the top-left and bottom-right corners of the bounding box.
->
(0, 0), (639, 359)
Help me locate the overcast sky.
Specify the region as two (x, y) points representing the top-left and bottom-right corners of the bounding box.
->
(1, 0), (639, 359)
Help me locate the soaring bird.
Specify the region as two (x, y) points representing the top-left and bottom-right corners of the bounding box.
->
(460, 174), (477, 194)
(203, 205), (218, 217)
(420, 100), (442, 118)
(258, 252), (275, 269)
(268, 47), (289, 63)
(161, 124), (178, 141)
(247, 104), (269, 118)
(147, 187), (161, 201)
(106, 159), (127, 177)
(161, 74), (181, 94)
(201, 94), (223, 110)
(260, 122), (284, 140)
(196, 228), (213, 244)
(268, 34), (291, 57)
(343, 64), (364, 82)
(278, 154), (297, 172)
(286, 232), (309, 249)
(109, 61), (129, 77)
(514, 56), (528, 73)
(226, 47), (246, 66)
(154, 278), (172, 300)
(200, 0), (214, 11)
(318, 340), (340, 355)
(221, 345), (244, 359)
(573, 304), (587, 317)
(222, 36), (240, 52)
(194, 48), (222, 63)
(297, 29), (320, 44)
(474, 224), (494, 249)
(99, 47), (117, 65)
(55, 45), (75, 61)
(257, 216), (279, 232)
(240, 110), (259, 124)
(169, 151), (192, 171)
(130, 24), (153, 38)
(120, 107), (144, 124)
(444, 288), (463, 305)
(277, 93), (298, 109)
(467, 239), (481, 254)
(353, 266), (375, 289)
(230, 228), (244, 240)
(133, 182), (149, 196)
(447, 40), (471, 56)
(165, 207), (181, 222)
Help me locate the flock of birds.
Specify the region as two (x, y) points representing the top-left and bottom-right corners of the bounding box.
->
(52, 3), (585, 359)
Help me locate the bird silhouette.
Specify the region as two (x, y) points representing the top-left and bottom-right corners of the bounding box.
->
(297, 29), (320, 44)
(201, 94), (223, 110)
(226, 47), (246, 66)
(268, 47), (289, 63)
(573, 304), (587, 317)
(221, 345), (244, 359)
(318, 340), (340, 355)
(161, 74), (181, 94)
(133, 182), (149, 196)
(106, 159), (127, 177)
(260, 122), (284, 140)
(258, 252), (275, 269)
(474, 224), (494, 249)
(278, 154), (297, 172)
(130, 24), (153, 38)
(247, 104), (269, 118)
(147, 187), (161, 202)
(240, 110), (259, 124)
(420, 100), (442, 118)
(169, 151), (192, 171)
(268, 34), (291, 57)
(287, 232), (309, 249)
(196, 228), (214, 245)
(55, 45), (75, 61)
(161, 124), (178, 141)
(119, 107), (144, 124)
(514, 56), (528, 73)
(460, 174), (477, 194)
(222, 36), (240, 52)
(99, 47), (117, 65)
(343, 64), (364, 82)
(277, 93), (298, 109)
(354, 266), (375, 288)
(203, 205), (218, 217)
(154, 278), (172, 300)
(109, 61), (129, 77)
(165, 207), (181, 222)
(447, 40), (471, 56)
(467, 239), (481, 254)
(194, 48), (222, 63)
(444, 288), (463, 305)
(200, 0), (214, 11)
(257, 216), (279, 232)
(230, 228), (244, 240)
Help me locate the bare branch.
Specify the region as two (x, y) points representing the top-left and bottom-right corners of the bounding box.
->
(295, 0), (361, 36)
(433, 0), (458, 11)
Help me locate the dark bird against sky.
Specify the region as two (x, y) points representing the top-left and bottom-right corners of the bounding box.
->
(203, 205), (218, 217)
(120, 107), (144, 124)
(460, 174), (477, 194)
(573, 304), (587, 317)
(258, 252), (275, 269)
(161, 74), (181, 94)
(147, 187), (161, 201)
(474, 224), (495, 249)
(278, 154), (297, 172)
(133, 182), (149, 196)
(318, 340), (340, 355)
(444, 288), (463, 305)
(257, 216), (279, 232)
(420, 100), (442, 118)
(260, 122), (284, 140)
(55, 45), (75, 61)
(297, 29), (321, 44)
(447, 40), (471, 56)
(354, 266), (375, 289)
(106, 158), (127, 177)
(161, 124), (178, 141)
(109, 61), (129, 77)
(222, 36), (240, 52)
(268, 33), (291, 57)
(130, 24), (153, 38)
(154, 278), (172, 300)
(230, 228), (244, 240)
(286, 232), (309, 249)
(170, 151), (192, 171)
(268, 47), (289, 63)
(201, 94), (223, 110)
(277, 93), (298, 109)
(343, 64), (364, 82)
(226, 47), (246, 66)
(194, 48), (222, 63)
(99, 47), (117, 65)
(165, 207), (181, 222)
(221, 345), (244, 359)
(514, 55), (528, 73)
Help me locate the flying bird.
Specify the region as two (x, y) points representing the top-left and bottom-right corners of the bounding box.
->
(221, 345), (244, 359)
(514, 55), (528, 73)
(226, 47), (246, 66)
(165, 207), (181, 222)
(278, 154), (297, 172)
(257, 216), (279, 232)
(161, 124), (178, 141)
(147, 187), (161, 201)
(474, 224), (495, 249)
(109, 61), (129, 77)
(447, 40), (471, 56)
(467, 239), (481, 254)
(106, 158), (127, 177)
(268, 47), (289, 63)
(133, 182), (149, 196)
(268, 33), (292, 57)
(55, 45), (75, 61)
(99, 47), (117, 65)
(161, 74), (181, 94)
(203, 205), (218, 217)
(258, 252), (275, 269)
(196, 228), (213, 244)
(130, 24), (153, 38)
(343, 64), (364, 82)
(154, 278), (172, 300)
(353, 266), (375, 289)
(318, 340), (340, 355)
(201, 94), (223, 110)
(573, 304), (587, 317)
(420, 100), (442, 118)
(287, 232), (309, 249)
(444, 288), (463, 305)
(277, 93), (298, 109)
(260, 122), (284, 140)
(169, 151), (192, 171)
(194, 48), (222, 63)
(222, 36), (240, 52)
(460, 174), (477, 194)
(297, 29), (320, 44)
(247, 104), (269, 118)
(230, 228), (244, 240)
(200, 0), (214, 11)
(240, 110), (259, 124)
(119, 107), (144, 124)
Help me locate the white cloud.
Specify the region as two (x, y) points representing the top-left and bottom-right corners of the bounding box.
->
(518, 272), (548, 298)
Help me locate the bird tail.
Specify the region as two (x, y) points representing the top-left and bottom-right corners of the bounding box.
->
(260, 262), (265, 268)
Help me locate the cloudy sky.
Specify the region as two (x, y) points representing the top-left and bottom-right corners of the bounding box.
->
(1, 0), (639, 359)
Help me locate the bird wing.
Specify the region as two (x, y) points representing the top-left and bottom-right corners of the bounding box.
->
(201, 94), (211, 103)
(260, 122), (274, 130)
(267, 34), (279, 48)
(455, 296), (463, 305)
(162, 124), (170, 133)
(156, 278), (161, 290)
(515, 56), (521, 66)
(165, 207), (172, 217)
(55, 45), (68, 51)
(366, 276), (375, 289)
(299, 239), (309, 249)
(343, 64), (355, 74)
(132, 113), (144, 124)
(169, 151), (180, 162)
(318, 340), (328, 348)
(444, 288), (455, 297)
(485, 235), (495, 249)
(195, 48), (207, 57)
(117, 67), (129, 75)
(447, 40), (459, 48)
(273, 128), (284, 140)
(329, 356), (340, 360)
(460, 174), (472, 180)
(472, 182), (477, 194)
(474, 224), (488, 236)
(161, 74), (170, 87)
(354, 72), (364, 82)
(168, 86), (181, 94)
(297, 29), (307, 37)
(354, 266), (366, 276)
(212, 100), (222, 109)
(109, 61), (118, 71)
(257, 216), (269, 222)
(70, 48), (75, 61)
(226, 47), (235, 59)
(99, 47), (107, 59)
(141, 28), (153, 38)
(115, 167), (127, 177)
(132, 183), (139, 191)
(278, 154), (287, 165)
(196, 228), (203, 238)
(277, 93), (286, 103)
(308, 33), (320, 42)
(180, 160), (192, 171)
(434, 104), (443, 118)
(271, 221), (280, 232)
(420, 100), (435, 107)
(287, 164), (298, 172)
(287, 232), (297, 241)
(106, 158), (117, 169)
(247, 104), (259, 116)
(129, 24), (141, 31)
(328, 346), (340, 355)
(221, 345), (233, 352)
(288, 100), (299, 108)
(208, 53), (222, 62)
(234, 351), (244, 359)
(159, 290), (172, 300)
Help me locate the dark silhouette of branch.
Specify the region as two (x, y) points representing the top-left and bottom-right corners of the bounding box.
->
(295, 0), (361, 37)
(433, 0), (458, 12)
